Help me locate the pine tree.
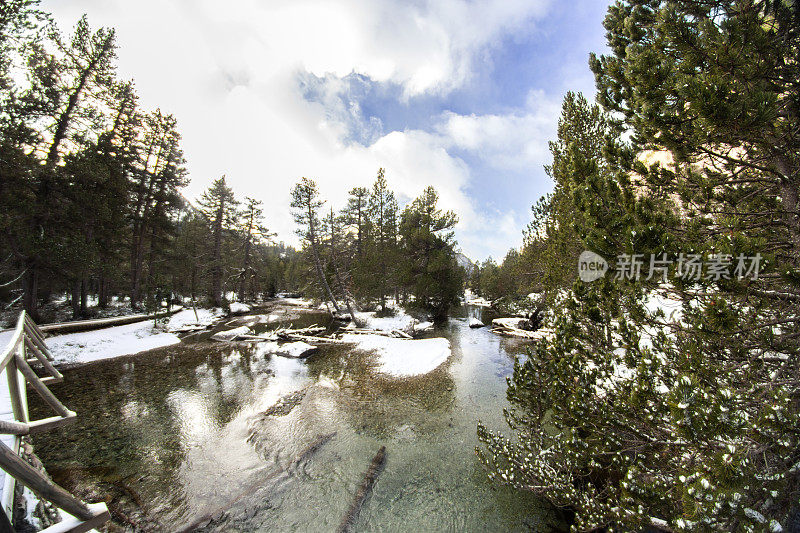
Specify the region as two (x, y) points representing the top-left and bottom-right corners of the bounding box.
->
(198, 176), (238, 307)
(342, 186), (370, 258)
(365, 169), (399, 309)
(290, 177), (340, 312)
(237, 197), (272, 302)
(398, 186), (462, 321)
(479, 1), (800, 530)
(4, 15), (117, 318)
(323, 207), (357, 321)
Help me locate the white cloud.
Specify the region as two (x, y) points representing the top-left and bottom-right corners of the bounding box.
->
(436, 89), (561, 170)
(41, 0), (556, 260)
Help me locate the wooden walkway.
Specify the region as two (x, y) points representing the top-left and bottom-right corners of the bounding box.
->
(0, 312), (109, 531)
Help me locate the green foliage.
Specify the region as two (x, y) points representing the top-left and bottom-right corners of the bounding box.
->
(479, 1), (800, 530)
(0, 6), (295, 317)
(399, 186), (463, 321)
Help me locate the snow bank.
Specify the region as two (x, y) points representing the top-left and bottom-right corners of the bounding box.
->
(229, 302), (252, 315)
(492, 317), (530, 330)
(466, 297), (492, 307)
(355, 310), (415, 332)
(354, 308), (433, 335)
(468, 317), (484, 328)
(341, 333), (451, 377)
(46, 321), (180, 365)
(282, 298), (313, 307)
(166, 308), (225, 332)
(210, 326), (251, 341)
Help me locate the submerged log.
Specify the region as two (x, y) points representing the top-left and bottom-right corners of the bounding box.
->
(178, 432), (337, 533)
(337, 446), (387, 533)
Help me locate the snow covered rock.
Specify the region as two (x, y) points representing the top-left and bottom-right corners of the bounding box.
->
(275, 341), (318, 358)
(210, 326), (251, 341)
(255, 340), (318, 358)
(412, 320), (434, 334)
(492, 317), (530, 330)
(468, 317), (484, 328)
(229, 302), (252, 315)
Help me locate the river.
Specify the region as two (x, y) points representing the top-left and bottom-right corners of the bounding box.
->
(29, 305), (567, 532)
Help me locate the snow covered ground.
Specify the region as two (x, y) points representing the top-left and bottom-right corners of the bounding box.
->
(282, 297), (313, 307)
(166, 308), (225, 332)
(354, 310), (415, 331)
(352, 308), (432, 335)
(341, 333), (451, 377)
(45, 321), (181, 365)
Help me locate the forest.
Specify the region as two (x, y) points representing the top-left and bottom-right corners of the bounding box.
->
(0, 3), (464, 325)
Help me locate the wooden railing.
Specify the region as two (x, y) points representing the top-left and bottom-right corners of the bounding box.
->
(0, 311), (109, 532)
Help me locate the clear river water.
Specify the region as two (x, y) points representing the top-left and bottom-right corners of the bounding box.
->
(29, 305), (567, 532)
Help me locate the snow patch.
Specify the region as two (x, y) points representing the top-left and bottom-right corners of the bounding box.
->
(166, 308), (225, 332)
(342, 334), (451, 377)
(492, 317), (530, 329)
(229, 302), (252, 315)
(210, 326), (251, 341)
(274, 341), (318, 358)
(282, 298), (313, 307)
(46, 321), (181, 365)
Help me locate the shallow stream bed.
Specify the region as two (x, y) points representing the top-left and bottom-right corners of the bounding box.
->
(29, 306), (566, 532)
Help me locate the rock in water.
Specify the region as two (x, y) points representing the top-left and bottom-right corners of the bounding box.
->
(275, 341), (318, 358)
(210, 325), (251, 341)
(228, 302), (252, 315)
(468, 317), (484, 328)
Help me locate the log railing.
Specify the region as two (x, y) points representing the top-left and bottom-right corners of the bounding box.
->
(0, 311), (109, 532)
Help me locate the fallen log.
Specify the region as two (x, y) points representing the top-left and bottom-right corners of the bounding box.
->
(282, 333), (351, 345)
(345, 328), (411, 338)
(337, 446), (387, 533)
(178, 432), (337, 533)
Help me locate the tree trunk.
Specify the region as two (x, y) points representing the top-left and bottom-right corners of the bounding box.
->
(328, 211), (357, 322)
(80, 277), (88, 315)
(71, 281), (81, 320)
(22, 266), (39, 320)
(308, 213), (339, 312)
(98, 275), (108, 308)
(238, 232), (252, 302)
(211, 200), (224, 307)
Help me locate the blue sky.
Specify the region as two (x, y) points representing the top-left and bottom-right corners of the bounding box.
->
(44, 0), (612, 261)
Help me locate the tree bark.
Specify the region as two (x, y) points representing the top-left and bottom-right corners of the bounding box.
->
(71, 281), (81, 319)
(22, 266), (39, 321)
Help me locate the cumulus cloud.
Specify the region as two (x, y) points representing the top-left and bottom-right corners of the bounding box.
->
(42, 0), (557, 259)
(436, 89), (561, 170)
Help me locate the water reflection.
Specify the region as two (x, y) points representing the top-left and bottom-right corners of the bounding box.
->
(29, 308), (566, 532)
